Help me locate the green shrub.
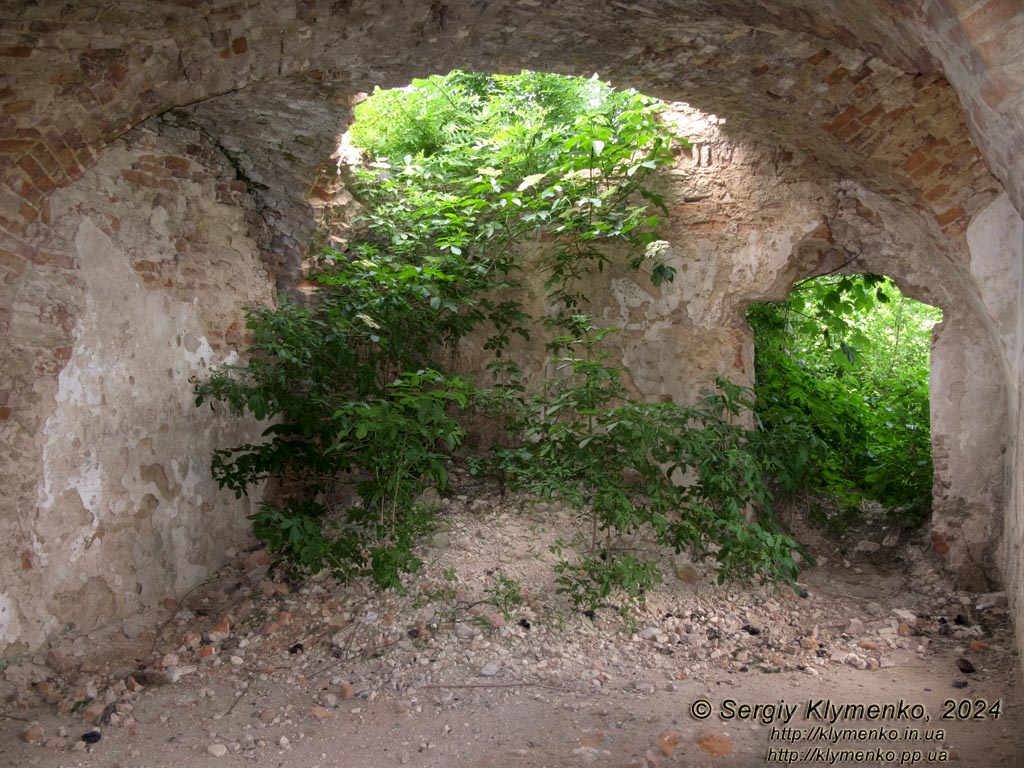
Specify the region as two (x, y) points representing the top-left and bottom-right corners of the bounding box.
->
(196, 70), (810, 605)
(494, 320), (802, 620)
(747, 274), (940, 528)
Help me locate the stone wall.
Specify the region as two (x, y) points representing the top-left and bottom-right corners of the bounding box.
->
(0, 116), (274, 650)
(457, 108), (1007, 593)
(0, 0), (1022, 660)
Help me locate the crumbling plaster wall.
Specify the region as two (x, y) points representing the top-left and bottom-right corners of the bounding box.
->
(0, 0), (1022, 658)
(456, 110), (1007, 592)
(0, 117), (274, 650)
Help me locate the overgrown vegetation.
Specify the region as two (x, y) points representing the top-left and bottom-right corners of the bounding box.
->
(195, 70), (805, 616)
(747, 274), (941, 530)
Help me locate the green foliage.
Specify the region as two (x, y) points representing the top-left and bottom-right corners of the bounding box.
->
(196, 71), (678, 588)
(347, 70), (679, 342)
(554, 552), (661, 628)
(496, 320), (802, 621)
(483, 572), (525, 620)
(748, 274), (941, 528)
(196, 70), (808, 609)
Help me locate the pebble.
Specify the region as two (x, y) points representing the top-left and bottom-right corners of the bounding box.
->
(892, 608), (917, 625)
(166, 664), (197, 682)
(160, 653), (180, 668)
(696, 732), (733, 757)
(658, 731), (680, 757)
(208, 743), (228, 757)
(11, 479), (1009, 767)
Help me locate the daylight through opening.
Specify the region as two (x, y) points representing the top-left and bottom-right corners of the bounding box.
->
(747, 274), (943, 538)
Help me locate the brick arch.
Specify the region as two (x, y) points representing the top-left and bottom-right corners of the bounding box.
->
(1, 0), (1022, 652)
(1, 0), (1018, 281)
(743, 182), (1010, 588)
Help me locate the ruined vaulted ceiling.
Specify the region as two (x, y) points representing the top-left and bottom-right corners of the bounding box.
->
(1, 0), (1020, 279)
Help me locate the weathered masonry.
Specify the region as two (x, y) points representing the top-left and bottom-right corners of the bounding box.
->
(0, 1), (1022, 662)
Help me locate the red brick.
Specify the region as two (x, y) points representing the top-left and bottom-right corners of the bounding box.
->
(0, 247), (29, 276)
(823, 66), (850, 85)
(846, 126), (877, 151)
(923, 183), (951, 203)
(163, 156), (189, 173)
(881, 105), (913, 126)
(231, 37), (248, 54)
(858, 104), (885, 125)
(0, 139), (35, 154)
(61, 127), (86, 150)
(806, 48), (831, 66)
(2, 100), (34, 115)
(936, 205), (965, 227)
(943, 216), (970, 237)
(824, 106), (858, 133)
(121, 169), (150, 186)
(0, 406), (11, 420)
(910, 156), (943, 179)
(74, 146), (96, 168)
(0, 46), (32, 58)
(980, 72), (1018, 109)
(835, 120), (864, 141)
(15, 179), (44, 208)
(30, 145), (62, 178)
(18, 201), (38, 225)
(901, 148), (931, 173)
(46, 138), (80, 173)
(31, 251), (76, 269)
(809, 222), (833, 241)
(18, 154), (47, 180)
(847, 64), (874, 84)
(961, 0), (1020, 41)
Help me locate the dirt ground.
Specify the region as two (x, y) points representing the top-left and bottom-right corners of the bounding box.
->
(3, 475), (1022, 767)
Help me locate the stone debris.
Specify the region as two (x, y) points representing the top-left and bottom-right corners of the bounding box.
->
(696, 731), (733, 757)
(657, 730), (680, 757)
(1, 472), (1015, 762)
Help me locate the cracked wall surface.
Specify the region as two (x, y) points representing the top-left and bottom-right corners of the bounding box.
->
(0, 118), (273, 649)
(455, 109), (1007, 593)
(0, 0), (1022, 660)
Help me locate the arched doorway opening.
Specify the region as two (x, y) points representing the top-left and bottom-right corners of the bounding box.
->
(747, 273), (942, 541)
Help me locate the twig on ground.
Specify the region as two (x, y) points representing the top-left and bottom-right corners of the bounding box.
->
(149, 576), (221, 656)
(420, 680), (565, 691)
